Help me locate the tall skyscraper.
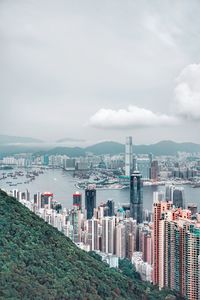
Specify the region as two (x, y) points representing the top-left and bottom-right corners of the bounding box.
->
(130, 171), (143, 224)
(115, 223), (126, 258)
(172, 187), (185, 208)
(123, 218), (137, 257)
(125, 136), (133, 177)
(41, 192), (53, 209)
(102, 217), (115, 254)
(34, 192), (42, 210)
(165, 185), (185, 208)
(152, 195), (172, 286)
(70, 206), (82, 243)
(86, 219), (99, 251)
(165, 184), (174, 202)
(137, 158), (151, 180)
(106, 199), (115, 216)
(85, 187), (96, 219)
(73, 191), (82, 209)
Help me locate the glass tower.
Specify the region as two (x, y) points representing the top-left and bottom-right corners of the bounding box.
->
(85, 188), (96, 220)
(130, 171), (143, 224)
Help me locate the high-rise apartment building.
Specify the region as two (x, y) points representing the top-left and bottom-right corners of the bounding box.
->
(123, 218), (137, 257)
(73, 191), (82, 209)
(86, 219), (99, 251)
(152, 195), (172, 286)
(125, 136), (133, 177)
(33, 192), (42, 210)
(152, 197), (200, 300)
(115, 223), (126, 258)
(70, 206), (83, 243)
(130, 171), (143, 224)
(102, 217), (115, 254)
(41, 192), (53, 209)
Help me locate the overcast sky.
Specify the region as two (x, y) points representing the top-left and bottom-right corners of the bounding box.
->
(1, 0), (200, 145)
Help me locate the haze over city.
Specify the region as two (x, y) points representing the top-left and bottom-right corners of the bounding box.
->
(1, 0), (200, 144)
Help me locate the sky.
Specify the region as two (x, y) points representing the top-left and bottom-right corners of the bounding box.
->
(1, 0), (200, 145)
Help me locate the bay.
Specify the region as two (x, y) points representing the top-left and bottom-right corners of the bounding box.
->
(1, 168), (200, 211)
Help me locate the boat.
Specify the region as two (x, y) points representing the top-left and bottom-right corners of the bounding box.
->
(192, 183), (200, 188)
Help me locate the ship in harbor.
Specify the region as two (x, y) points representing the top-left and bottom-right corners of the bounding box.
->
(192, 182), (200, 188)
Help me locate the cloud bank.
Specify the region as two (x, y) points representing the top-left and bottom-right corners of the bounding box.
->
(174, 64), (200, 120)
(89, 105), (178, 129)
(89, 63), (200, 130)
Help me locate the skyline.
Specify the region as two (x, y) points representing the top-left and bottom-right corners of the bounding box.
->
(1, 0), (200, 144)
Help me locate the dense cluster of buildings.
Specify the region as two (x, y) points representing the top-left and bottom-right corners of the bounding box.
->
(9, 173), (200, 300)
(1, 136), (200, 183)
(153, 192), (200, 300)
(3, 136), (200, 299)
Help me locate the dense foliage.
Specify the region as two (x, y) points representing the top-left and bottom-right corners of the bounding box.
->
(0, 190), (183, 299)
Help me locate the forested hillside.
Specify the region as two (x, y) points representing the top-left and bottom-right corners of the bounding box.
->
(0, 190), (183, 299)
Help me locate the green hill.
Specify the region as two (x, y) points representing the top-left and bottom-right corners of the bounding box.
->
(35, 146), (85, 157)
(85, 141), (124, 155)
(0, 190), (183, 299)
(34, 140), (200, 157)
(85, 140), (200, 156)
(0, 139), (200, 158)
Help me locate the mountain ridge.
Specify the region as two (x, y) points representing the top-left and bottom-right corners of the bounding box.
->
(0, 139), (200, 157)
(35, 140), (200, 157)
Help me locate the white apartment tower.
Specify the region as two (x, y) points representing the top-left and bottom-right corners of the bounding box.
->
(102, 217), (115, 254)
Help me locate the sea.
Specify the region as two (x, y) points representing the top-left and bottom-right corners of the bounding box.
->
(1, 168), (200, 211)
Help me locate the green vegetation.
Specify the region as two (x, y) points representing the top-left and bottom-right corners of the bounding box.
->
(0, 190), (183, 299)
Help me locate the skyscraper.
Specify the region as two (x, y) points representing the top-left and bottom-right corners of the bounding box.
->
(165, 185), (185, 208)
(125, 136), (133, 177)
(152, 195), (172, 286)
(150, 160), (159, 181)
(71, 206), (82, 243)
(115, 223), (126, 258)
(152, 203), (200, 300)
(130, 171), (143, 224)
(106, 199), (115, 216)
(137, 158), (151, 180)
(73, 191), (82, 209)
(86, 219), (99, 251)
(172, 187), (185, 208)
(102, 217), (115, 254)
(85, 187), (96, 219)
(41, 192), (53, 209)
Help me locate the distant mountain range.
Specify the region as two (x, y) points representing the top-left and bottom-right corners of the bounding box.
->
(0, 136), (200, 157)
(0, 135), (43, 144)
(36, 140), (200, 157)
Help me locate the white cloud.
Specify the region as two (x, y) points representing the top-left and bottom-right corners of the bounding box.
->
(89, 105), (178, 129)
(174, 64), (200, 120)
